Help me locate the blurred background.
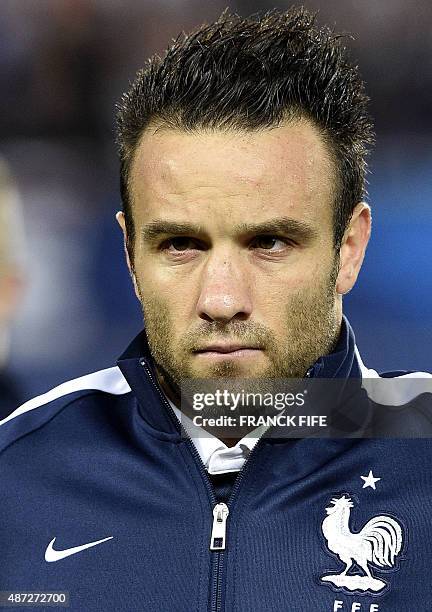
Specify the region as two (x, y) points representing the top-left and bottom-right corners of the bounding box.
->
(0, 0), (431, 403)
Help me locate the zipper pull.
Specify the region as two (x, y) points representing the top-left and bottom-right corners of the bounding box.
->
(210, 502), (229, 551)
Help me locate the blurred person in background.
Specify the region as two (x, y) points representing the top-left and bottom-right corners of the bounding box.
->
(0, 159), (25, 419)
(1, 7), (431, 611)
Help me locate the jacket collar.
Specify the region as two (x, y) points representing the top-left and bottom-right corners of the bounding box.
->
(117, 314), (363, 437)
(306, 315), (361, 379)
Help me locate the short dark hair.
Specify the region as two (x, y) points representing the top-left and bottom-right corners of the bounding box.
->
(116, 7), (374, 261)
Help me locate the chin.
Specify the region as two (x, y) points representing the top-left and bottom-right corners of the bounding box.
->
(203, 363), (266, 379)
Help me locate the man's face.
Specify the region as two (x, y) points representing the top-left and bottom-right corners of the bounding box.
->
(124, 120), (343, 385)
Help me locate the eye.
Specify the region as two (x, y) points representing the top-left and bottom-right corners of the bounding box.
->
(163, 237), (198, 252)
(250, 235), (291, 251)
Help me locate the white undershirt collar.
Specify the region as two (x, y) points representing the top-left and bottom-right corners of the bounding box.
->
(168, 398), (270, 475)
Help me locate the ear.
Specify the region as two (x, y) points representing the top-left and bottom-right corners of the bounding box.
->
(115, 211), (140, 301)
(336, 202), (371, 295)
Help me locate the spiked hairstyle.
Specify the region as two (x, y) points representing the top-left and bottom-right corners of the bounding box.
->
(116, 7), (374, 261)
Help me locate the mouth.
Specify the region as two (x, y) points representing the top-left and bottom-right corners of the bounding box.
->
(193, 344), (263, 359)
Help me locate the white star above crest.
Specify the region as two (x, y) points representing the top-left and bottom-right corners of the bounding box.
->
(361, 470), (381, 490)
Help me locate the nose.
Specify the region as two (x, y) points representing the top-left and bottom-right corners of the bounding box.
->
(196, 251), (253, 323)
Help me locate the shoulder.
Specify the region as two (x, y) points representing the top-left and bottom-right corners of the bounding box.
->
(355, 347), (432, 434)
(0, 366), (131, 454)
(356, 345), (432, 385)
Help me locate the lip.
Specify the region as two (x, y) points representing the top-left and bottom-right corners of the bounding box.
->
(194, 344), (261, 354)
(193, 345), (263, 360)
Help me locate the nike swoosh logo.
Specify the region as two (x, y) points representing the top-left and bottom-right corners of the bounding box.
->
(44, 536), (113, 562)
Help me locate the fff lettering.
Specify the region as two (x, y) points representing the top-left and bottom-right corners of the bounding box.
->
(333, 601), (379, 612)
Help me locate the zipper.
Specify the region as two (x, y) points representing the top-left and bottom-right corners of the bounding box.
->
(139, 359), (282, 612)
(210, 503), (229, 550)
(211, 546), (222, 612)
(210, 434), (269, 612)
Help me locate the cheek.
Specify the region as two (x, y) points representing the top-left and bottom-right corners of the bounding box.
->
(255, 260), (334, 314)
(136, 275), (190, 338)
(136, 253), (191, 290)
(138, 260), (203, 319)
(287, 252), (335, 290)
(256, 260), (322, 306)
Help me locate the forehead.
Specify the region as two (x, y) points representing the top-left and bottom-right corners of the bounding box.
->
(129, 119), (335, 229)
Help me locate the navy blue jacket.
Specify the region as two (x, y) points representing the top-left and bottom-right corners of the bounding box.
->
(1, 317), (431, 611)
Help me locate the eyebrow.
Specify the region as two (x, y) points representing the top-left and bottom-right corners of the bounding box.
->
(235, 218), (318, 242)
(140, 216), (318, 243)
(141, 221), (204, 241)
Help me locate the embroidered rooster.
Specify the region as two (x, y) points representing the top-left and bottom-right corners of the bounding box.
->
(320, 494), (403, 593)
